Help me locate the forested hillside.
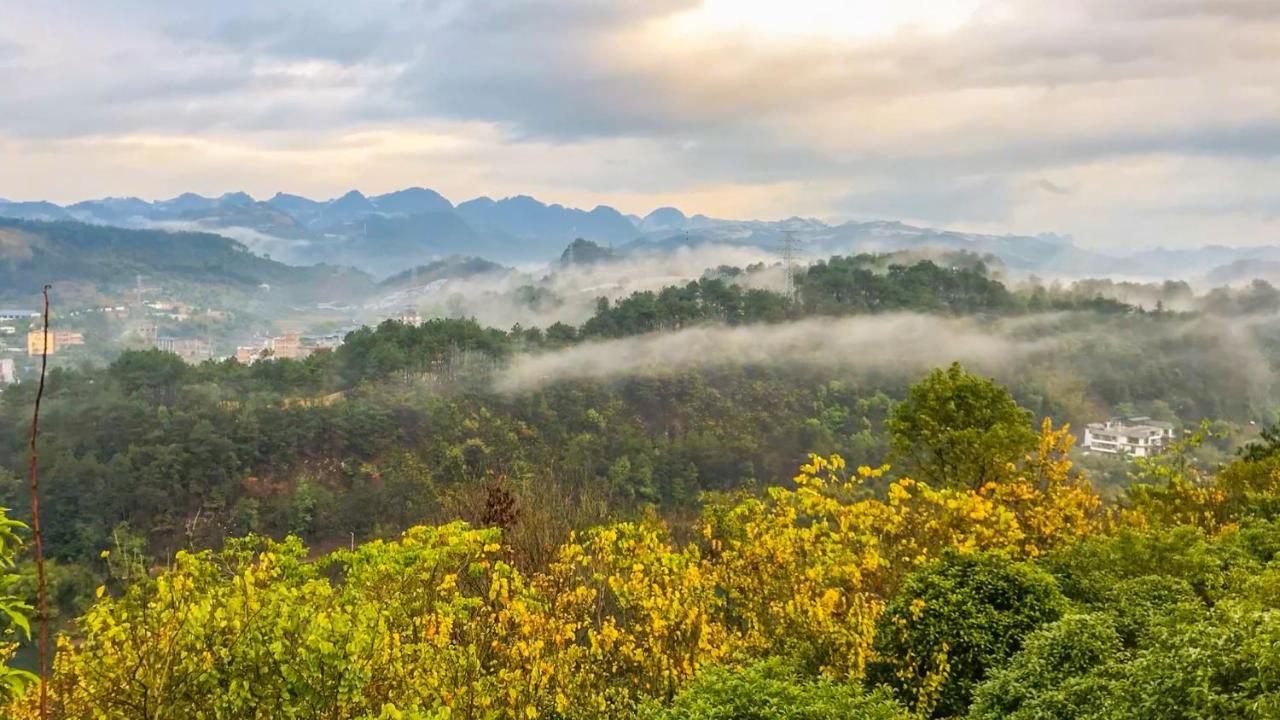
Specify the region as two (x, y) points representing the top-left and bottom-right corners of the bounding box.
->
(4, 362), (1280, 718)
(0, 218), (371, 306)
(2, 253), (1274, 573)
(1, 251), (1279, 718)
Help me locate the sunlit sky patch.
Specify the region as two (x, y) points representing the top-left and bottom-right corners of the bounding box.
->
(669, 0), (983, 40)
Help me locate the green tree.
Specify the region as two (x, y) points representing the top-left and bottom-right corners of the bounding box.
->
(0, 507), (35, 701)
(968, 613), (1122, 720)
(889, 363), (1037, 489)
(870, 551), (1067, 718)
(647, 660), (908, 720)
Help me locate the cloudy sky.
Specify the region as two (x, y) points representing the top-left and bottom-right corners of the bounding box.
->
(1, 0), (1276, 249)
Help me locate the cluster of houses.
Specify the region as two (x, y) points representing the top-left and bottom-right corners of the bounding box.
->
(27, 329), (86, 356)
(233, 331), (347, 364)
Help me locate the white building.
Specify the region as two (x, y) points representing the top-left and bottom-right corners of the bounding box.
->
(0, 358), (16, 385)
(1083, 416), (1176, 457)
(397, 308), (423, 326)
(0, 310), (38, 323)
(156, 337), (213, 365)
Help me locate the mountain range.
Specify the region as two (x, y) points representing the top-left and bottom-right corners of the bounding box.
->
(3, 189), (1279, 283)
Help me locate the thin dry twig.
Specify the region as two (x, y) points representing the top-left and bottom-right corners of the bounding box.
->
(28, 284), (52, 720)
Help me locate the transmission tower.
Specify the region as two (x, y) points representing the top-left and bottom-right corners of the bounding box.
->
(781, 231), (798, 303)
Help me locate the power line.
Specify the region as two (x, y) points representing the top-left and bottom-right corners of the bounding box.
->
(781, 231), (798, 303)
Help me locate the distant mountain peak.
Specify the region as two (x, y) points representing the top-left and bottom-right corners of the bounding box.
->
(640, 206), (688, 233)
(334, 189), (369, 203)
(219, 191), (255, 206)
(371, 187), (453, 215)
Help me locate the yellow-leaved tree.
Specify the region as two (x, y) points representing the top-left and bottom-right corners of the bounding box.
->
(12, 418), (1103, 719)
(699, 419), (1099, 681)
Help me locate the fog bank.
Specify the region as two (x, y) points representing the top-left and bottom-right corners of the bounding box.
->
(496, 313), (1051, 393)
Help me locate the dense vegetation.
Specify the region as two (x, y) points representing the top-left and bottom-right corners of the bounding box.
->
(575, 256), (1015, 338)
(1, 256), (1275, 615)
(0, 218), (371, 306)
(3, 250), (1280, 717)
(2, 300), (1267, 573)
(5, 362), (1280, 718)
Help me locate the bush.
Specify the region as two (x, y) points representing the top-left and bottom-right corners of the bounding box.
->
(1107, 601), (1280, 719)
(869, 551), (1067, 718)
(1044, 527), (1257, 607)
(968, 613), (1122, 720)
(647, 659), (908, 720)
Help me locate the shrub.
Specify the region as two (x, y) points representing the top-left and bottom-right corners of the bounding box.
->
(647, 659), (908, 720)
(869, 551), (1067, 717)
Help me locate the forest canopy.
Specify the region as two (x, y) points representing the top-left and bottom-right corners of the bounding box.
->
(2, 253), (1280, 718)
(4, 362), (1280, 718)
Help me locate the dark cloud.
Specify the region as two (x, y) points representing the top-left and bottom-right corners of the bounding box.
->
(389, 0), (713, 140)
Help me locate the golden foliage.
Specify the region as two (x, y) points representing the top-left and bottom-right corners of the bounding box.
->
(11, 420), (1107, 719)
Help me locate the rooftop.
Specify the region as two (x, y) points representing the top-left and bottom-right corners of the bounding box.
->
(1086, 416), (1175, 436)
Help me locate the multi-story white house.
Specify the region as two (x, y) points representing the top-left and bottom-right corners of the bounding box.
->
(1083, 417), (1176, 457)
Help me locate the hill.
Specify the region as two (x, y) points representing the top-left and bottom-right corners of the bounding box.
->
(0, 218), (372, 307)
(379, 256), (509, 290)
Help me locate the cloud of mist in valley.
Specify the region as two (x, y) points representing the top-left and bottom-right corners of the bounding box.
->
(147, 221), (315, 258)
(495, 313), (1050, 394)
(366, 244), (784, 329)
(495, 310), (1280, 413)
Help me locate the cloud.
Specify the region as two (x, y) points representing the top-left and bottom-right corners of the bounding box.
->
(840, 176), (1014, 225)
(364, 243), (783, 330)
(0, 0), (1277, 249)
(496, 313), (1051, 393)
(208, 14), (390, 64)
(494, 311), (1279, 420)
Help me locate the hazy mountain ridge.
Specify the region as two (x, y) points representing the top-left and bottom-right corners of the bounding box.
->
(5, 189), (1280, 282)
(0, 217), (372, 307)
(379, 256), (509, 290)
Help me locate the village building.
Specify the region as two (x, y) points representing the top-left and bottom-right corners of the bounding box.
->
(1082, 416), (1176, 457)
(0, 358), (16, 385)
(27, 329), (85, 356)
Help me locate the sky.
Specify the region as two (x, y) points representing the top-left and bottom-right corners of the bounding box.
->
(0, 0), (1276, 249)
